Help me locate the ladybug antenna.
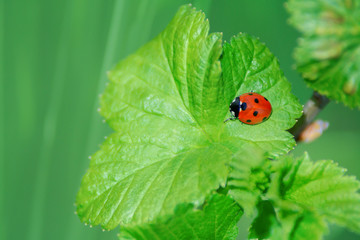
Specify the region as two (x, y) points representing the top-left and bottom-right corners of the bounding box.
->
(224, 117), (236, 123)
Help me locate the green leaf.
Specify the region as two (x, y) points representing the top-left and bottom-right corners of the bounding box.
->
(249, 200), (327, 240)
(287, 0), (360, 108)
(221, 33), (303, 158)
(76, 5), (302, 230)
(268, 152), (360, 234)
(286, 212), (327, 240)
(118, 194), (243, 240)
(249, 200), (282, 239)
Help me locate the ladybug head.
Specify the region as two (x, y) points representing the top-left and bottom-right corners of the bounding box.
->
(229, 97), (241, 117)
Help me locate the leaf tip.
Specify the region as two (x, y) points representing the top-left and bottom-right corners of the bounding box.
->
(302, 151), (310, 161)
(343, 77), (358, 96)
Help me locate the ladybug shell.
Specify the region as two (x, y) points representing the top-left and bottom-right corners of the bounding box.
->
(238, 92), (272, 125)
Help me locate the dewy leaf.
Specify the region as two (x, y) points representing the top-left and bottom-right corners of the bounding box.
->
(76, 5), (302, 230)
(221, 33), (302, 158)
(76, 5), (229, 229)
(118, 194), (243, 240)
(287, 0), (360, 108)
(268, 152), (360, 235)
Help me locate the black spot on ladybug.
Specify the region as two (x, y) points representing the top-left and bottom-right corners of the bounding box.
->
(264, 97), (268, 101)
(254, 98), (259, 103)
(246, 120), (251, 123)
(263, 117), (267, 121)
(248, 93), (253, 95)
(241, 102), (247, 111)
(253, 111), (258, 116)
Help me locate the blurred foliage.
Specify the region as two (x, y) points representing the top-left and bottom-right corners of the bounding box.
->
(287, 0), (360, 108)
(266, 153), (360, 238)
(1, 0), (360, 240)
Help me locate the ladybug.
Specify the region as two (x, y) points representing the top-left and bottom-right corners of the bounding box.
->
(224, 92), (272, 125)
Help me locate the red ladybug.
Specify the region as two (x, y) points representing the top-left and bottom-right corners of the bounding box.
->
(225, 92), (272, 125)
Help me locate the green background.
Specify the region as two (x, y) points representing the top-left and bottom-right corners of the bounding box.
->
(1, 0), (359, 239)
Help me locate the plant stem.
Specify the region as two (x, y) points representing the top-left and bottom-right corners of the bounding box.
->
(289, 91), (330, 141)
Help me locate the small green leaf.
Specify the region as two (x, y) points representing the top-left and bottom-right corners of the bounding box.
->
(249, 200), (327, 240)
(287, 0), (360, 108)
(76, 5), (302, 230)
(249, 200), (281, 239)
(118, 194), (243, 240)
(269, 153), (360, 234)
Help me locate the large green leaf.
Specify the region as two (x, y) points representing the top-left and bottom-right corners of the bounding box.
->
(76, 5), (301, 230)
(76, 5), (229, 229)
(287, 0), (360, 108)
(268, 153), (360, 236)
(118, 194), (242, 240)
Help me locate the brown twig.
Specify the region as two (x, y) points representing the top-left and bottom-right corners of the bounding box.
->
(289, 91), (330, 142)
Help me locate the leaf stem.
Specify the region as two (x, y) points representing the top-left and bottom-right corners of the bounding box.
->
(289, 91), (330, 142)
